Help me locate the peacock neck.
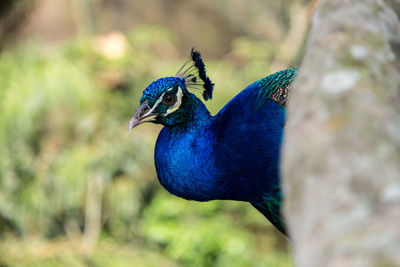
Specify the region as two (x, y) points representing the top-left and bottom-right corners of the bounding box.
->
(154, 95), (220, 201)
(170, 94), (212, 133)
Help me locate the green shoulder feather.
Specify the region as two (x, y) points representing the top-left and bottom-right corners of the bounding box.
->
(256, 68), (297, 108)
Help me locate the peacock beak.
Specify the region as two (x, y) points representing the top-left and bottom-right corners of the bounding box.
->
(128, 100), (155, 131)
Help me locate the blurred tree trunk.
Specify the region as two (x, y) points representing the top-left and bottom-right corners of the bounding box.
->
(0, 0), (33, 49)
(283, 0), (400, 266)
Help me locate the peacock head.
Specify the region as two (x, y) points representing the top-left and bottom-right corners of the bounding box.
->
(129, 49), (214, 130)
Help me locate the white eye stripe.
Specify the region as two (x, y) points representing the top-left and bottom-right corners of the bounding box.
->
(142, 86), (183, 118)
(142, 90), (168, 117)
(164, 87), (183, 116)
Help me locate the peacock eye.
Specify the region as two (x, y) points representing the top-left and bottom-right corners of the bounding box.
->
(162, 93), (177, 106)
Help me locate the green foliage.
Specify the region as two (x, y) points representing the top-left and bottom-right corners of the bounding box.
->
(141, 192), (291, 267)
(0, 26), (292, 266)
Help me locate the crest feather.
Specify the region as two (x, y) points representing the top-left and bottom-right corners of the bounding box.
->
(176, 48), (214, 101)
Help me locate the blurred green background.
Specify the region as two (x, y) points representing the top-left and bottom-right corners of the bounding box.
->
(0, 0), (314, 266)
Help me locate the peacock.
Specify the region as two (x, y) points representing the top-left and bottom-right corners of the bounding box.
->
(129, 49), (296, 236)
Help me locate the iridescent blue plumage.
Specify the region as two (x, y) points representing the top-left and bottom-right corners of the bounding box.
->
(129, 50), (297, 236)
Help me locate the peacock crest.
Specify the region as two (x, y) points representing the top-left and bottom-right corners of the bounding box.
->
(176, 48), (214, 101)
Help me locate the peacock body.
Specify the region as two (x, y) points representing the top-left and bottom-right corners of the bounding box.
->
(129, 49), (297, 236)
